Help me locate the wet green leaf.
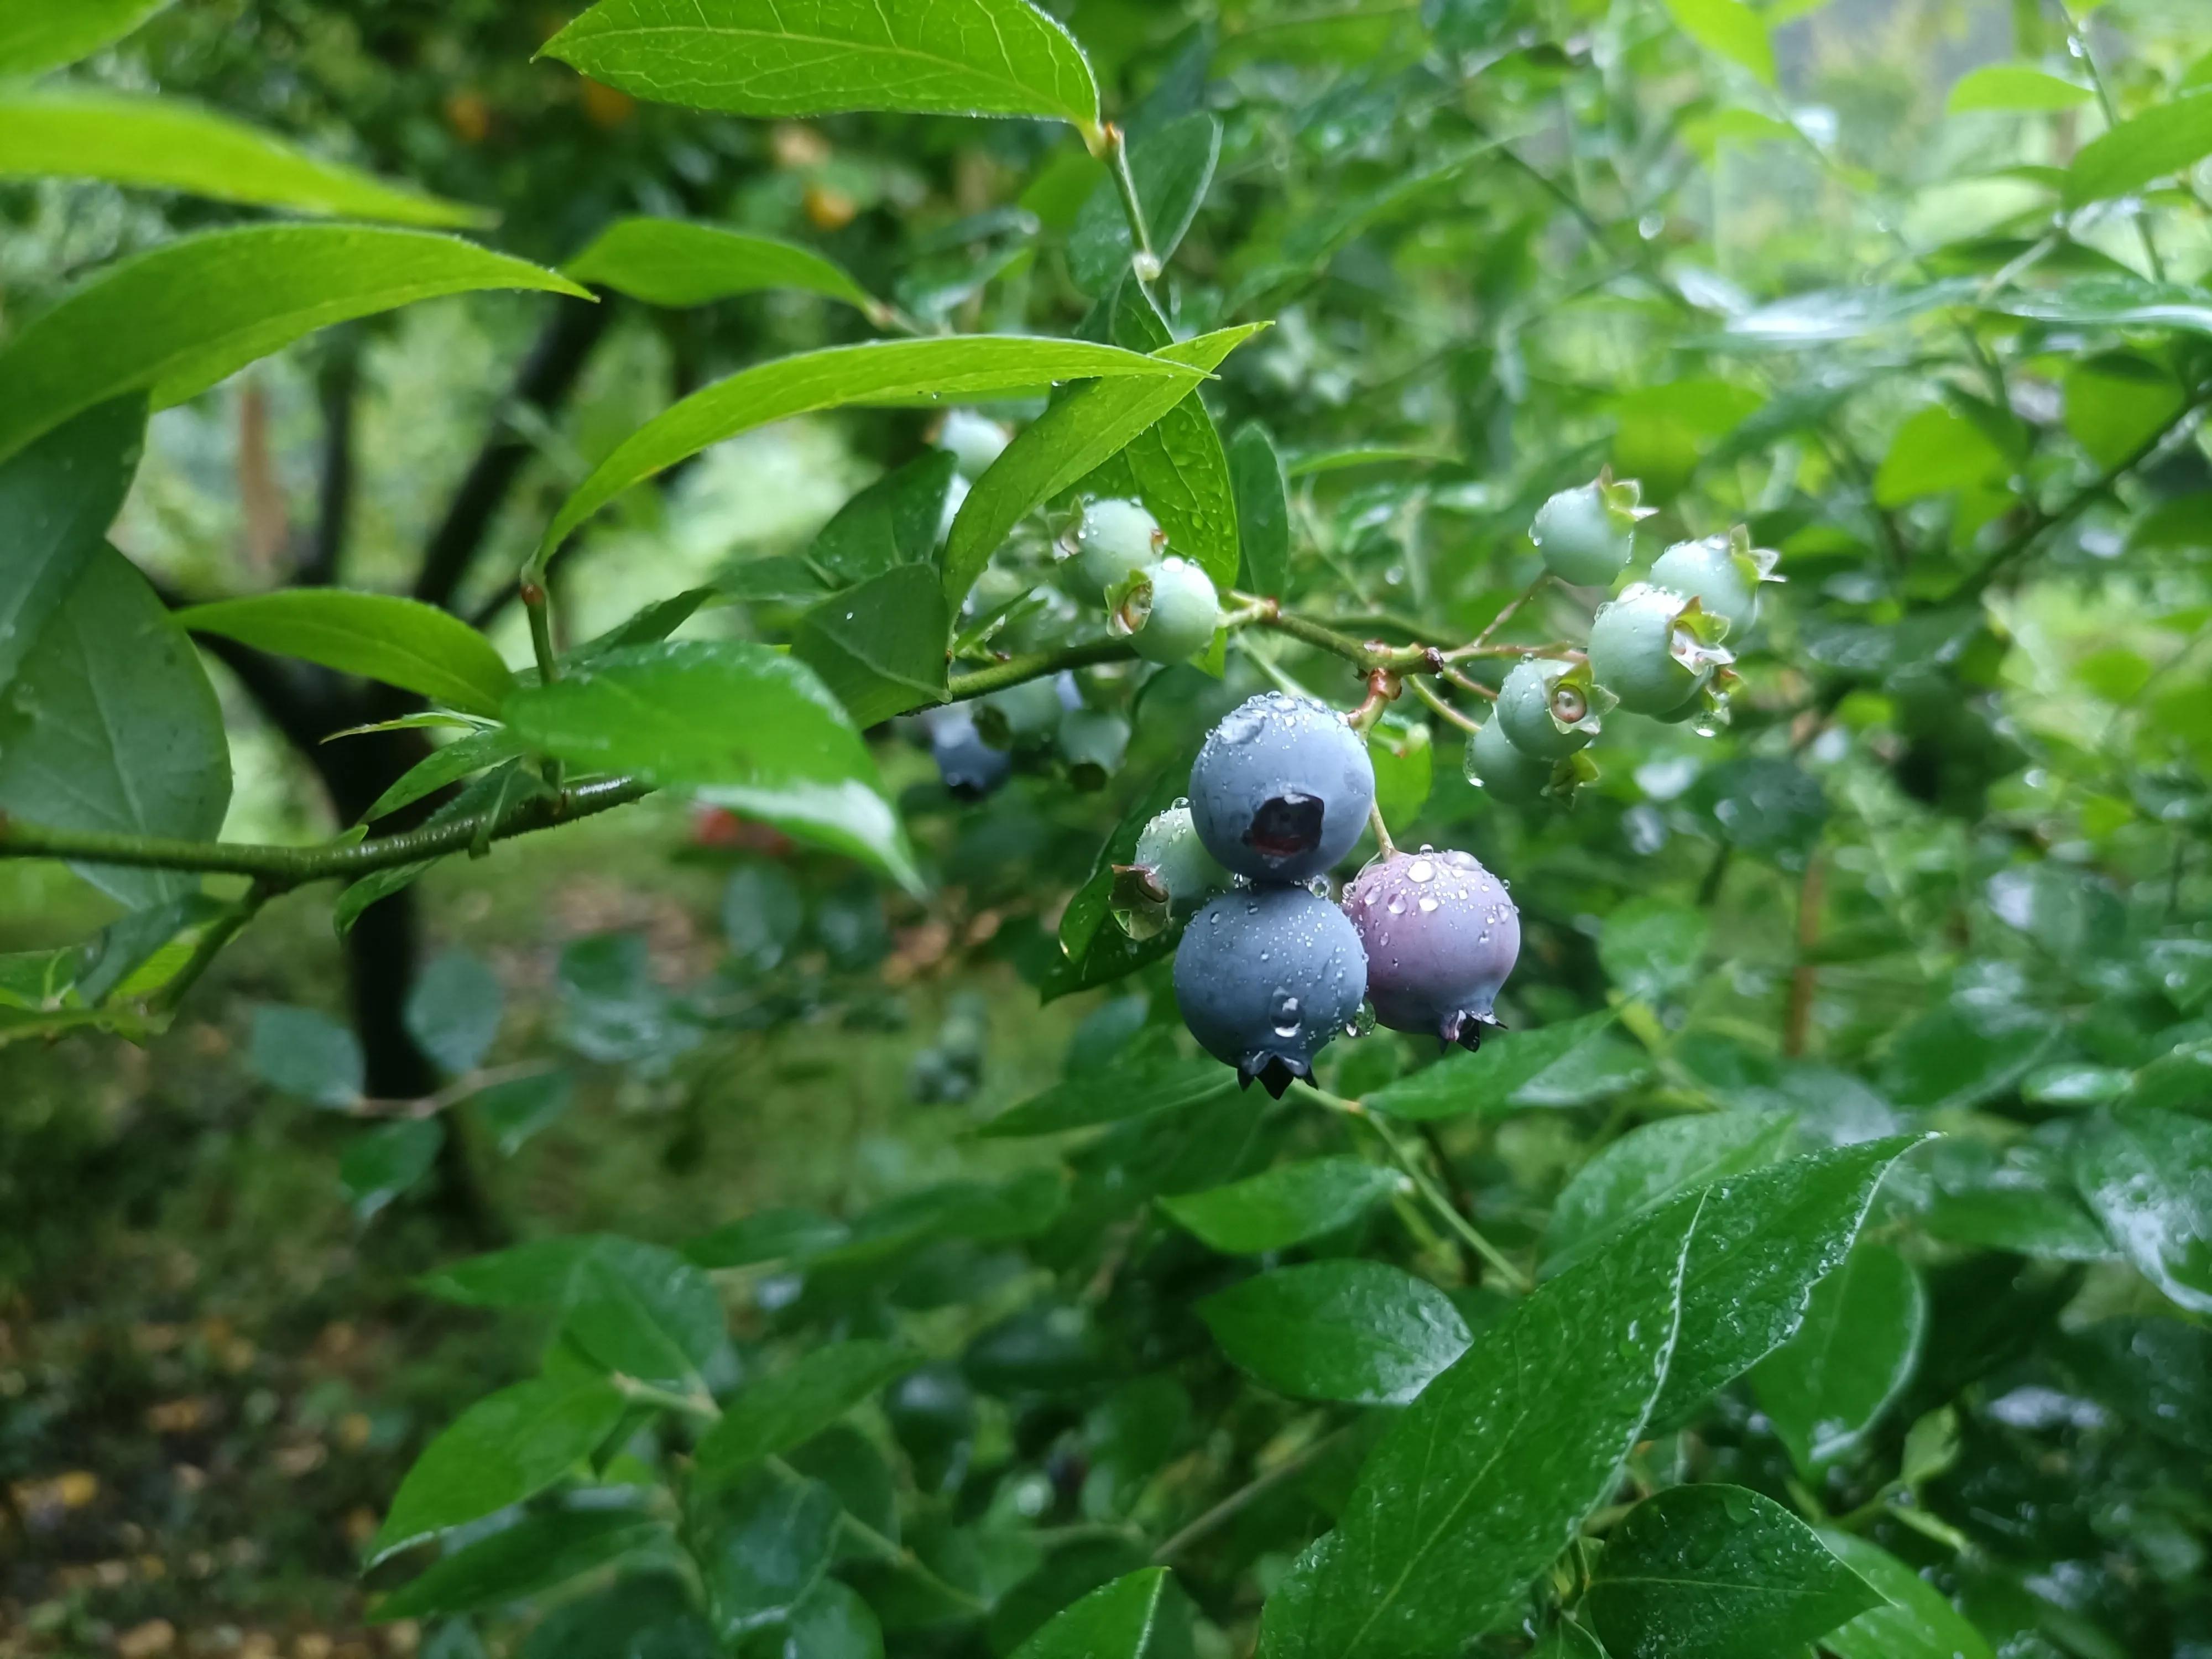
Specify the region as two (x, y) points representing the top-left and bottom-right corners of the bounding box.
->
(178, 590), (515, 717)
(1818, 1530), (1995, 1659)
(693, 1340), (919, 1481)
(565, 216), (876, 311)
(2068, 92), (2212, 206)
(1546, 1113), (1796, 1275)
(1011, 1568), (1190, 1659)
(1364, 1010), (1619, 1120)
(2073, 1107), (2212, 1313)
(371, 1508), (664, 1620)
(1199, 1260), (1470, 1404)
(1751, 1243), (1926, 1473)
(1158, 1156), (1403, 1254)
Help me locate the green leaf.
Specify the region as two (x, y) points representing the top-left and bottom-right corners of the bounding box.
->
(1041, 747), (1200, 1002)
(1255, 1197), (1697, 1659)
(693, 1465), (840, 1641)
(0, 396), (144, 690)
(0, 0), (173, 76)
(2067, 91), (2212, 206)
(0, 893), (241, 1042)
(1070, 113), (1222, 293)
(1368, 721), (1432, 827)
(1987, 276), (2212, 337)
(1531, 1627), (1609, 1659)
(359, 725), (527, 825)
(177, 590), (515, 717)
(1364, 1010), (1619, 1120)
(1750, 1243), (1926, 1474)
(565, 216), (877, 312)
(809, 451), (962, 586)
(341, 1119), (446, 1221)
(1817, 1530), (1996, 1659)
(2064, 353), (2188, 469)
(1546, 1113), (1796, 1275)
(780, 1580), (887, 1659)
(371, 1507), (664, 1621)
(1600, 899), (1711, 1002)
(1230, 422), (1290, 596)
(0, 90), (486, 226)
(790, 564), (950, 726)
(1872, 403), (2011, 506)
(468, 1070), (574, 1157)
(2064, 1317), (2212, 1456)
(693, 1340), (918, 1482)
(0, 544), (230, 908)
(333, 761), (548, 937)
(2073, 1107), (2212, 1313)
(0, 225), (586, 470)
(1199, 1260), (1471, 1405)
(542, 0), (1101, 134)
(1082, 283), (1243, 591)
(1159, 1157), (1403, 1254)
(1947, 65), (2092, 114)
(1585, 1485), (1879, 1659)
(403, 953), (503, 1077)
(1011, 1569), (1188, 1659)
(1663, 0), (1775, 84)
(684, 1208), (851, 1269)
(544, 337), (1185, 560)
(941, 325), (1266, 608)
(1655, 1137), (1926, 1426)
(247, 1004), (365, 1107)
(368, 1374), (629, 1564)
(502, 639), (917, 891)
(981, 1055), (1238, 1137)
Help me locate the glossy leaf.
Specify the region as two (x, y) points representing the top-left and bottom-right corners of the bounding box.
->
(1199, 1260), (1470, 1405)
(1584, 1484), (1879, 1659)
(333, 761), (549, 937)
(0, 544), (230, 908)
(781, 1580), (886, 1659)
(0, 225), (586, 469)
(1157, 1157), (1403, 1254)
(1545, 1113), (1795, 1275)
(693, 1340), (919, 1481)
(1363, 1010), (1619, 1120)
(565, 216), (876, 311)
(1663, 0), (1775, 85)
(790, 564), (950, 726)
(542, 336), (1186, 558)
(1947, 65), (2091, 114)
(1655, 1136), (1926, 1426)
(1750, 1242), (1926, 1473)
(371, 1507), (664, 1620)
(2064, 1318), (2212, 1456)
(941, 324), (1265, 607)
(2073, 1107), (2212, 1313)
(0, 397), (144, 688)
(368, 1374), (629, 1564)
(982, 1055), (1238, 1136)
(1819, 1530), (1996, 1659)
(1230, 422), (1290, 596)
(2067, 92), (2212, 206)
(503, 639), (917, 891)
(543, 0), (1101, 134)
(0, 90), (486, 225)
(360, 725), (526, 825)
(1011, 1568), (1188, 1659)
(1255, 1198), (1695, 1659)
(0, 0), (173, 76)
(684, 1207), (851, 1268)
(1069, 113), (1222, 292)
(340, 1119), (445, 1220)
(178, 590), (515, 717)
(809, 451), (962, 586)
(693, 1465), (840, 1641)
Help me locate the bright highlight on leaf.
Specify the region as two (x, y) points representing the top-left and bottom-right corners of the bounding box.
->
(563, 216), (880, 312)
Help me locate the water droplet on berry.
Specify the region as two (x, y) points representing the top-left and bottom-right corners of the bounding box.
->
(1407, 859), (1436, 883)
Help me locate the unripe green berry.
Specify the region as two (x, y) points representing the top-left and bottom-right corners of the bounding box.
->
(1649, 526), (1780, 637)
(1111, 556), (1220, 664)
(1533, 474), (1647, 586)
(1077, 498), (1165, 591)
(1587, 583), (1733, 714)
(1465, 714), (1554, 804)
(938, 409), (1010, 477)
(1134, 804), (1228, 903)
(1496, 657), (1613, 759)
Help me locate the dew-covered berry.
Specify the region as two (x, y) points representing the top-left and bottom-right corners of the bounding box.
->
(1135, 802), (1229, 905)
(1495, 657), (1611, 760)
(1175, 884), (1369, 1097)
(938, 409), (1011, 478)
(1110, 556), (1220, 664)
(1648, 526), (1780, 637)
(1465, 713), (1553, 804)
(1585, 582), (1733, 714)
(1190, 692), (1376, 882)
(1532, 475), (1646, 587)
(1076, 498), (1165, 591)
(1342, 847), (1520, 1049)
(927, 706), (1012, 800)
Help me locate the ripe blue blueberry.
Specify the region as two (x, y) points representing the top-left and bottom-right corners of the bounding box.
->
(1532, 474), (1647, 587)
(927, 706), (1012, 800)
(1585, 582), (1733, 714)
(1190, 692), (1376, 882)
(1110, 556), (1220, 664)
(1496, 656), (1611, 759)
(1342, 847), (1520, 1049)
(1648, 526), (1780, 637)
(1175, 884), (1369, 1096)
(1076, 497), (1165, 591)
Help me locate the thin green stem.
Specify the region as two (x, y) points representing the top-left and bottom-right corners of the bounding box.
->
(1151, 1422), (1354, 1564)
(1407, 674), (1481, 733)
(1105, 123), (1161, 283)
(1369, 803), (1397, 857)
(2065, 7), (2165, 281)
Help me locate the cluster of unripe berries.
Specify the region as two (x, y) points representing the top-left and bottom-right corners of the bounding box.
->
(1124, 693), (1521, 1097)
(1071, 497), (1223, 666)
(1467, 475), (1781, 804)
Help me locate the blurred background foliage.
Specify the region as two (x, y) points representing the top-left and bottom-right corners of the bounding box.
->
(3, 0), (2211, 1654)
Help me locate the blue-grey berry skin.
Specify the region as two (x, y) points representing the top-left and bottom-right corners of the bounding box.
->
(1496, 658), (1593, 759)
(1175, 885), (1369, 1097)
(1587, 583), (1716, 714)
(1342, 848), (1520, 1050)
(1190, 692), (1377, 882)
(1466, 714), (1552, 804)
(929, 707), (1012, 800)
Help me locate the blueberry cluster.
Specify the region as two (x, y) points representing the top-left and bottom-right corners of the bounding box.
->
(1129, 693), (1524, 1097)
(912, 672), (1129, 800)
(1467, 477), (1780, 804)
(1072, 497), (1223, 665)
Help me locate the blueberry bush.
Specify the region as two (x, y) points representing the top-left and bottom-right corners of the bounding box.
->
(4, 0), (2212, 1654)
